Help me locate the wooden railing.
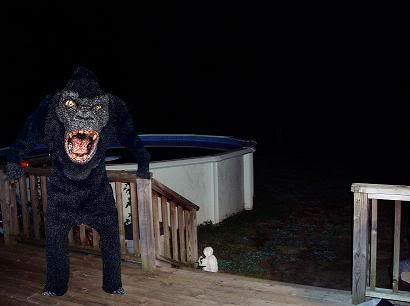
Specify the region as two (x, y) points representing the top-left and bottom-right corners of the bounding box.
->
(0, 166), (199, 271)
(351, 183), (410, 304)
(151, 178), (199, 266)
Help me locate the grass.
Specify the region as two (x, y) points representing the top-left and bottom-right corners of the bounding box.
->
(197, 151), (410, 290)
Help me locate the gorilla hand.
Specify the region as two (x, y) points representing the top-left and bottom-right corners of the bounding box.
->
(6, 162), (24, 181)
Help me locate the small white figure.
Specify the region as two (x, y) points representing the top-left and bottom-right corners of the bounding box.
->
(198, 246), (218, 272)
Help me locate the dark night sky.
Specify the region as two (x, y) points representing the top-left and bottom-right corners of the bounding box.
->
(2, 3), (410, 154)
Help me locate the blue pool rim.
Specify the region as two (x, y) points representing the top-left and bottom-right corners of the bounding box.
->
(137, 134), (256, 151)
(1, 134), (256, 157)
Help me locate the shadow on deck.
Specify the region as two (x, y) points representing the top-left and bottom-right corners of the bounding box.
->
(0, 242), (354, 306)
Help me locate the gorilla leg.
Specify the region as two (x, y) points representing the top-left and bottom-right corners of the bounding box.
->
(91, 215), (123, 294)
(43, 216), (73, 296)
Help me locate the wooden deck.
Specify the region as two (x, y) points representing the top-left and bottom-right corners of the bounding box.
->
(0, 242), (354, 306)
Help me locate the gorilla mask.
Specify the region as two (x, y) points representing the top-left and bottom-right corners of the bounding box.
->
(55, 67), (109, 165)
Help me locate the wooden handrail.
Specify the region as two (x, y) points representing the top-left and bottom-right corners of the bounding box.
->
(107, 170), (137, 183)
(0, 166), (137, 181)
(20, 167), (139, 183)
(351, 183), (410, 200)
(351, 183), (410, 304)
(23, 167), (50, 176)
(152, 178), (200, 211)
(0, 166), (200, 271)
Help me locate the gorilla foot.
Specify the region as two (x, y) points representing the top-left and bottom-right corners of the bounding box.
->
(42, 291), (57, 297)
(42, 287), (67, 296)
(105, 287), (126, 295)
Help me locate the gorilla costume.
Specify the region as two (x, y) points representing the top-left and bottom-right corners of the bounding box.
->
(6, 67), (150, 296)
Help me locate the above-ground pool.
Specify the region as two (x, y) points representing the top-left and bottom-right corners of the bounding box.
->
(107, 134), (256, 224)
(0, 134), (256, 225)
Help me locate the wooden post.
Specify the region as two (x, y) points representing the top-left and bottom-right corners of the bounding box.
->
(115, 182), (126, 256)
(370, 199), (378, 290)
(137, 177), (155, 271)
(18, 177), (30, 238)
(9, 182), (19, 237)
(161, 196), (171, 258)
(0, 169), (12, 245)
(80, 224), (87, 246)
(178, 207), (186, 263)
(92, 228), (100, 250)
(392, 200), (401, 292)
(130, 181), (140, 256)
(29, 175), (41, 240)
(185, 210), (193, 262)
(151, 192), (160, 255)
(170, 202), (178, 261)
(352, 192), (369, 305)
(191, 210), (198, 262)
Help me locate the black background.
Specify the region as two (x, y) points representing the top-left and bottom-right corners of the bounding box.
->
(2, 3), (410, 155)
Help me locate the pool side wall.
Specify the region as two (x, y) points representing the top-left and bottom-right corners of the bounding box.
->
(106, 148), (255, 224)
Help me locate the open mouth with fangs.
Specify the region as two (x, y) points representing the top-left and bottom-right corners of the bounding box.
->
(64, 130), (99, 164)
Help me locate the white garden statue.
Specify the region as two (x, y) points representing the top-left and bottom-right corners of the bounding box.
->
(198, 246), (218, 272)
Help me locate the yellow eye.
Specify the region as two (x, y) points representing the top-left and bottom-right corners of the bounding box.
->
(95, 104), (102, 111)
(65, 99), (76, 108)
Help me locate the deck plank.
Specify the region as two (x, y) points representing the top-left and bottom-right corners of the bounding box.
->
(0, 242), (353, 305)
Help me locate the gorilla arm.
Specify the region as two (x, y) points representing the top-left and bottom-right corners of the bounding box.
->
(111, 96), (150, 179)
(6, 98), (50, 180)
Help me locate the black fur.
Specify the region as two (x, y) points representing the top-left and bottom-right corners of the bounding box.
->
(6, 66), (150, 295)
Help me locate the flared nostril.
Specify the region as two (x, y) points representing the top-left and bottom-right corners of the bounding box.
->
(74, 113), (95, 121)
